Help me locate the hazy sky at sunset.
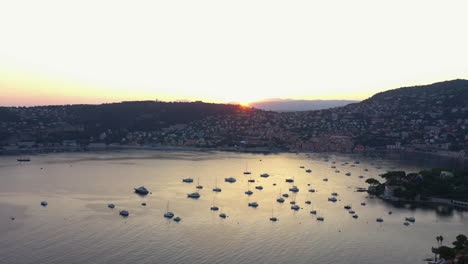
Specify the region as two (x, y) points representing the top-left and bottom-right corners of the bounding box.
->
(1, 0), (467, 106)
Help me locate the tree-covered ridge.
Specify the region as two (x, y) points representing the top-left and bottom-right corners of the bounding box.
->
(366, 168), (468, 202)
(433, 234), (468, 262)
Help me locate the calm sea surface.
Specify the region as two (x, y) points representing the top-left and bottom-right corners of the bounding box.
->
(0, 150), (466, 264)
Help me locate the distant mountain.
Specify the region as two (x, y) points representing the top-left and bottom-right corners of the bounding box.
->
(249, 99), (359, 112)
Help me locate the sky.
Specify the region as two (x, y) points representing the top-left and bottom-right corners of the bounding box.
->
(1, 0), (468, 106)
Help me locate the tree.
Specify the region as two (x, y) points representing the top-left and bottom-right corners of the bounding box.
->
(453, 234), (468, 251)
(365, 178), (381, 186)
(438, 246), (455, 260)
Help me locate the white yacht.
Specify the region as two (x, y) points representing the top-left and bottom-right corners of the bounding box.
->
(248, 202), (259, 208)
(224, 177), (236, 183)
(291, 204), (300, 210)
(187, 192), (200, 199)
(134, 186), (149, 195)
(119, 210), (129, 217)
(289, 186), (299, 192)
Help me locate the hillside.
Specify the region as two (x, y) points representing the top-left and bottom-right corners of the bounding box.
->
(1, 79), (467, 153)
(0, 101), (253, 144)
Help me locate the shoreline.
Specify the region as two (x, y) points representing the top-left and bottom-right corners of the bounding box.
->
(1, 144), (467, 161)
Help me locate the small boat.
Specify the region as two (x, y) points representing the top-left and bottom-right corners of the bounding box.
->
(260, 173), (269, 178)
(282, 193), (289, 198)
(210, 206), (219, 211)
(119, 210), (129, 217)
(310, 210), (317, 214)
(255, 186), (263, 190)
(277, 188), (285, 203)
(164, 202), (174, 218)
(182, 178), (193, 183)
(196, 178), (203, 189)
(248, 179), (255, 183)
(305, 169), (312, 173)
(224, 177), (236, 183)
(245, 190), (253, 195)
(405, 217), (415, 222)
(345, 173), (351, 176)
(352, 214), (358, 219)
(305, 201), (311, 204)
(243, 163), (251, 175)
(213, 178), (222, 192)
(187, 192), (200, 199)
(108, 203), (115, 209)
(323, 178), (328, 182)
(40, 201), (48, 206)
(376, 218), (384, 222)
(344, 205), (352, 210)
(291, 205), (300, 210)
(285, 178), (294, 183)
(248, 202), (259, 208)
(308, 189), (316, 193)
(404, 222), (410, 226)
(328, 197), (337, 202)
(134, 186), (149, 195)
(316, 217), (324, 221)
(361, 202), (366, 206)
(289, 186), (299, 192)
(219, 213), (227, 218)
(270, 209), (278, 222)
(173, 216), (181, 222)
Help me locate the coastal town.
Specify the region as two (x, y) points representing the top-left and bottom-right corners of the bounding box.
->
(1, 80), (467, 157)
